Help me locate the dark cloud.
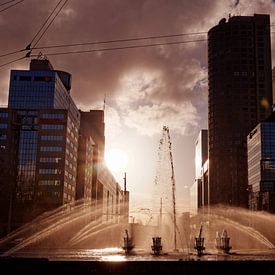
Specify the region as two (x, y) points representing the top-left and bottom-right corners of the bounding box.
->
(0, 0), (274, 135)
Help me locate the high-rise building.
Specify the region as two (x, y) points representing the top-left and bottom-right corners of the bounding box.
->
(191, 130), (209, 213)
(272, 67), (275, 103)
(247, 113), (275, 213)
(208, 14), (273, 207)
(0, 58), (80, 234)
(0, 58), (126, 236)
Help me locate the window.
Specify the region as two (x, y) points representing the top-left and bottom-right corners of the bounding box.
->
(40, 146), (62, 152)
(34, 76), (52, 82)
(39, 168), (62, 174)
(38, 180), (60, 186)
(0, 124), (8, 129)
(40, 157), (62, 163)
(0, 112), (8, 118)
(19, 76), (31, 81)
(42, 113), (64, 119)
(41, 124), (64, 130)
(0, 134), (7, 140)
(41, 135), (63, 141)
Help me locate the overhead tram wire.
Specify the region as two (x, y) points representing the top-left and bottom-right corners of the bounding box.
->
(31, 0), (69, 49)
(0, 55), (25, 68)
(1, 25), (273, 63)
(27, 0), (66, 50)
(1, 24), (274, 59)
(0, 0), (24, 13)
(0, 38), (206, 68)
(0, 0), (18, 7)
(0, 0), (68, 59)
(32, 31), (207, 50)
(0, 48), (26, 58)
(30, 38), (207, 57)
(0, 31), (208, 59)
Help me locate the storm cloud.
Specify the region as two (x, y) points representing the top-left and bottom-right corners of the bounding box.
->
(0, 0), (274, 137)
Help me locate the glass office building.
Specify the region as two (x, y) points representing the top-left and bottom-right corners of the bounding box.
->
(247, 120), (275, 213)
(0, 58), (80, 232)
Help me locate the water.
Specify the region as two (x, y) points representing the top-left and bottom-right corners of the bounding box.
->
(1, 128), (275, 261)
(1, 204), (275, 261)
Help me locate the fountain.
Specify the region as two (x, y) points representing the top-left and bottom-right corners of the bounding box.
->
(151, 236), (162, 255)
(122, 229), (134, 254)
(1, 128), (275, 261)
(215, 230), (232, 254)
(194, 223), (205, 257)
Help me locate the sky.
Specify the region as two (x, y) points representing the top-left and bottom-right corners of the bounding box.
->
(0, 0), (274, 222)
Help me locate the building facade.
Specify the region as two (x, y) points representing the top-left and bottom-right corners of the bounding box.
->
(0, 58), (80, 234)
(191, 130), (209, 213)
(0, 58), (127, 236)
(77, 110), (126, 223)
(273, 67), (275, 103)
(247, 119), (275, 213)
(208, 14), (273, 207)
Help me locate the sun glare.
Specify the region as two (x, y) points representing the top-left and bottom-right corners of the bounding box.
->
(105, 148), (129, 173)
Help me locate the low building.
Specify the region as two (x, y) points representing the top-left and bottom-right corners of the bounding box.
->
(247, 114), (275, 213)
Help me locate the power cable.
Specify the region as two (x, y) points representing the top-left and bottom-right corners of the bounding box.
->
(0, 56), (25, 68)
(33, 31), (207, 50)
(28, 0), (64, 48)
(0, 49), (25, 58)
(0, 31), (207, 59)
(32, 0), (69, 48)
(0, 0), (17, 7)
(30, 39), (207, 57)
(0, 0), (24, 13)
(2, 24), (274, 59)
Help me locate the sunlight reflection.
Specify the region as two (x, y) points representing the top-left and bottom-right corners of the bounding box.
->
(101, 255), (126, 262)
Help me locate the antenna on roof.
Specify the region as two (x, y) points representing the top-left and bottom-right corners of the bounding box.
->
(103, 93), (106, 111)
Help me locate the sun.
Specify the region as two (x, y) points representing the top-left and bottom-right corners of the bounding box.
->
(105, 148), (129, 173)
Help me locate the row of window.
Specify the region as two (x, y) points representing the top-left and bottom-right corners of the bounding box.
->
(0, 112), (8, 118)
(65, 159), (76, 171)
(0, 123), (8, 129)
(38, 180), (61, 186)
(65, 170), (76, 181)
(64, 193), (73, 200)
(40, 157), (62, 163)
(37, 191), (60, 198)
(64, 181), (75, 192)
(39, 168), (62, 175)
(42, 113), (65, 119)
(15, 76), (53, 82)
(0, 134), (7, 140)
(40, 146), (63, 152)
(41, 124), (64, 130)
(41, 135), (63, 141)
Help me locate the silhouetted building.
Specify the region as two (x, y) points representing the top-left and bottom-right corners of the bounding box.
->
(247, 113), (275, 213)
(0, 58), (80, 235)
(273, 67), (275, 103)
(208, 14), (273, 207)
(0, 59), (126, 236)
(191, 130), (209, 213)
(77, 110), (124, 223)
(76, 133), (95, 201)
(79, 110), (105, 161)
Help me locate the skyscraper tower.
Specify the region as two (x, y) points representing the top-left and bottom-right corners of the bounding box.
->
(208, 14), (273, 207)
